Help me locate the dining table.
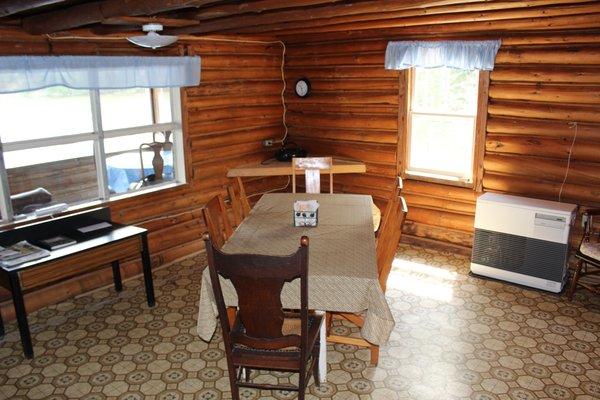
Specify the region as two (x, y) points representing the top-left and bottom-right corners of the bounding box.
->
(196, 193), (395, 381)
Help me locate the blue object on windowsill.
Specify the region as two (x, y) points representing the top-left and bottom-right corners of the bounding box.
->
(106, 150), (173, 194)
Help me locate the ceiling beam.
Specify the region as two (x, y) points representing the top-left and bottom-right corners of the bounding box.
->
(230, 0), (598, 35)
(21, 0), (218, 34)
(0, 0), (65, 18)
(101, 16), (199, 28)
(171, 0), (490, 35)
(193, 0), (344, 21)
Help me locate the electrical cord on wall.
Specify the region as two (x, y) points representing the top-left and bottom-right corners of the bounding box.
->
(558, 121), (578, 203)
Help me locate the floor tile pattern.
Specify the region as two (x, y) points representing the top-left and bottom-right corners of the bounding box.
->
(0, 244), (598, 399)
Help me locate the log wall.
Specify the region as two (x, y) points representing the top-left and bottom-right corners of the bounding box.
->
(285, 32), (600, 252)
(0, 33), (286, 319)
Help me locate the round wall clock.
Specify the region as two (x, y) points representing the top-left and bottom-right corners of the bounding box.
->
(294, 78), (311, 98)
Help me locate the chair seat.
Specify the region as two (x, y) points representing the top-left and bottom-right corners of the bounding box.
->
(231, 314), (323, 370)
(580, 241), (600, 261)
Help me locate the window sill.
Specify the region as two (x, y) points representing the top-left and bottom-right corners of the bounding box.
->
(405, 171), (473, 189)
(0, 181), (188, 231)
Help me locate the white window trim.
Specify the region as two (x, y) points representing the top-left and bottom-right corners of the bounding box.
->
(405, 67), (479, 186)
(0, 87), (185, 224)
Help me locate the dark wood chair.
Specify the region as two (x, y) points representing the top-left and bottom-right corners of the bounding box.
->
(327, 186), (408, 364)
(202, 194), (234, 249)
(227, 178), (251, 227)
(203, 233), (322, 400)
(567, 208), (600, 300)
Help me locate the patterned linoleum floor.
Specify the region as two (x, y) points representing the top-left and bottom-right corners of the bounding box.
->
(0, 243), (599, 400)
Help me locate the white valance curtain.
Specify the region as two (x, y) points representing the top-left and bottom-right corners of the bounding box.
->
(0, 55), (201, 94)
(385, 40), (501, 71)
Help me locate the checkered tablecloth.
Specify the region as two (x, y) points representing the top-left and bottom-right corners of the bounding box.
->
(196, 193), (395, 345)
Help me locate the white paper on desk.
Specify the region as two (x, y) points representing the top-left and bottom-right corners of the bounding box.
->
(77, 221), (112, 233)
(293, 200), (319, 212)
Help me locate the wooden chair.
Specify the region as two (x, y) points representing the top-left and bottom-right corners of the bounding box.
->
(292, 157), (333, 194)
(203, 234), (322, 400)
(227, 178), (251, 226)
(202, 194), (234, 249)
(327, 187), (408, 364)
(567, 208), (600, 300)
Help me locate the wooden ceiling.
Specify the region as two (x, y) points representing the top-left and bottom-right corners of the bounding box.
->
(1, 0), (599, 42)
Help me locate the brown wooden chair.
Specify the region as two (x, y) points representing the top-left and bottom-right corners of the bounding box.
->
(567, 208), (600, 300)
(327, 187), (408, 364)
(227, 178), (251, 227)
(292, 157), (333, 194)
(203, 234), (322, 400)
(202, 194), (234, 249)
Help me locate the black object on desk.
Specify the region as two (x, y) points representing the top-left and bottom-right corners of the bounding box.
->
(0, 207), (155, 358)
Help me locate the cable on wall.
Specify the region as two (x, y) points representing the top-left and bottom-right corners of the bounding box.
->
(558, 121), (578, 203)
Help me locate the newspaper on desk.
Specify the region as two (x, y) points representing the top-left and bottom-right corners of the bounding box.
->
(0, 241), (50, 269)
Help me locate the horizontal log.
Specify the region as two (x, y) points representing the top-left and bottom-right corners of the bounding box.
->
(491, 66), (600, 84)
(188, 105), (284, 124)
(489, 83), (600, 104)
(187, 81), (284, 97)
(488, 100), (600, 123)
(286, 91), (398, 105)
(403, 192), (475, 215)
(201, 54), (282, 69)
(483, 172), (600, 206)
(287, 111), (397, 131)
(501, 32), (600, 46)
(287, 126), (397, 144)
(192, 126), (282, 148)
(407, 206), (475, 232)
(496, 46), (600, 65)
(191, 141), (267, 163)
(284, 78), (398, 91)
(187, 41), (282, 55)
(200, 68), (283, 81)
(292, 137), (397, 165)
(285, 65), (398, 79)
(286, 52), (384, 67)
(402, 180), (478, 203)
(402, 220), (473, 248)
(189, 115), (283, 134)
(286, 103), (398, 115)
(486, 135), (600, 163)
(486, 116), (600, 141)
(484, 153), (600, 186)
(187, 94), (282, 109)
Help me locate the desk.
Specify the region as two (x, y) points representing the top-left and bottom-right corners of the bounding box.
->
(227, 158), (366, 178)
(0, 208), (155, 358)
(197, 194), (395, 379)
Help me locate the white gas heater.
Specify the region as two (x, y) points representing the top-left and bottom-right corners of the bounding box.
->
(470, 193), (576, 293)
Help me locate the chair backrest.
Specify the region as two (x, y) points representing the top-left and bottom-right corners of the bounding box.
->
(204, 234), (310, 353)
(227, 177), (251, 226)
(202, 194), (234, 249)
(376, 188), (408, 292)
(292, 157), (333, 194)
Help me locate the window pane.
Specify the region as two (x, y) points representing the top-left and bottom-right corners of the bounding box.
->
(412, 67), (478, 115)
(105, 131), (175, 194)
(6, 141), (98, 215)
(0, 87), (92, 142)
(100, 88), (153, 130)
(154, 88), (173, 124)
(409, 114), (475, 179)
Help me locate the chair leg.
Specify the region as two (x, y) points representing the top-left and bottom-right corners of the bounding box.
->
(325, 312), (332, 336)
(229, 366), (240, 400)
(370, 345), (380, 365)
(312, 343), (321, 387)
(567, 259), (584, 300)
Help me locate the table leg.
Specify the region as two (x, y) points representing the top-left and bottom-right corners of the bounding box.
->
(141, 233), (155, 307)
(111, 260), (123, 292)
(9, 273), (33, 358)
(316, 310), (327, 383)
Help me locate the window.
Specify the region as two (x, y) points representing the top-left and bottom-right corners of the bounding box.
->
(0, 86), (185, 222)
(405, 67), (484, 186)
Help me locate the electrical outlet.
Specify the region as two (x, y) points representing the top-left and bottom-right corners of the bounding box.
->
(263, 139), (274, 147)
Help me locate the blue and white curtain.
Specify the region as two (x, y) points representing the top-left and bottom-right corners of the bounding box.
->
(385, 40), (501, 71)
(0, 55), (201, 93)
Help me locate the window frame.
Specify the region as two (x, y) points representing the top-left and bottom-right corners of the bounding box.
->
(0, 87), (186, 224)
(401, 67), (490, 190)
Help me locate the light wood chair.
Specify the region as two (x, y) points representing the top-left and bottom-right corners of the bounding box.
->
(327, 186), (408, 364)
(202, 194), (234, 249)
(292, 157), (333, 194)
(567, 208), (600, 300)
(204, 234), (322, 400)
(227, 178), (251, 226)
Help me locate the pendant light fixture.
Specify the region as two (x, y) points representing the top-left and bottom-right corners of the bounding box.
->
(127, 23), (178, 49)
